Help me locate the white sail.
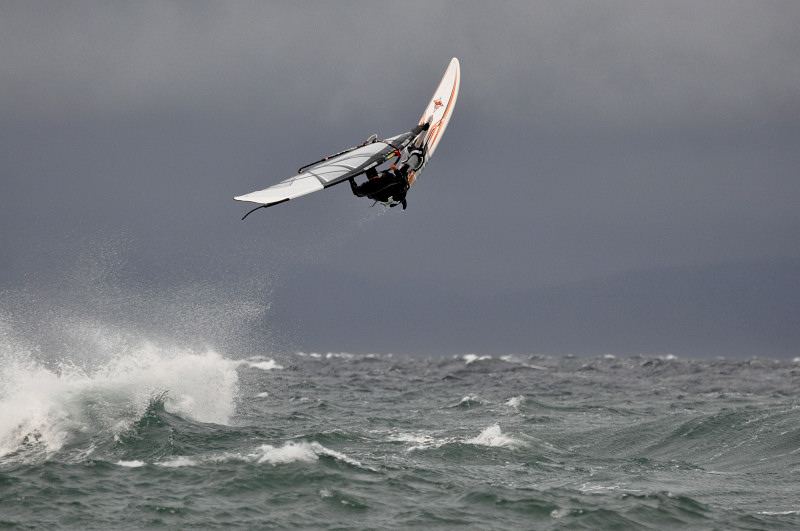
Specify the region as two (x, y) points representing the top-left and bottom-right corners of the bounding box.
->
(234, 141), (394, 205)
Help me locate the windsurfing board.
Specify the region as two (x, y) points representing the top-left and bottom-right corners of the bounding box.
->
(408, 57), (461, 185)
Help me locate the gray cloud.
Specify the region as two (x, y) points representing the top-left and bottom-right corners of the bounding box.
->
(3, 2), (797, 126)
(1, 1), (798, 355)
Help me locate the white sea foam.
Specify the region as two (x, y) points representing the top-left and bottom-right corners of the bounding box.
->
(391, 426), (524, 452)
(506, 395), (525, 408)
(138, 441), (366, 470)
(157, 456), (199, 468)
(465, 424), (524, 448)
(457, 395), (482, 407)
(0, 341), (239, 459)
(391, 432), (452, 451)
(325, 352), (355, 360)
(757, 510), (800, 516)
(240, 358), (284, 371)
(462, 354), (492, 365)
(252, 442), (321, 464)
(115, 460), (146, 468)
(248, 441), (366, 468)
(255, 391), (270, 398)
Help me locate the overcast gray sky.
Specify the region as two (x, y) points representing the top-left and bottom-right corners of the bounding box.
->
(1, 1), (798, 357)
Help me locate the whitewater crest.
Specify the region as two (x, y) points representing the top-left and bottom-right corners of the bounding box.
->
(115, 459), (146, 468)
(0, 340), (240, 460)
(148, 441), (368, 470)
(461, 354), (492, 365)
(465, 424), (525, 448)
(459, 353), (546, 370)
(388, 424), (525, 451)
(250, 441), (363, 467)
(505, 395), (526, 409)
(239, 356), (284, 371)
(455, 395), (483, 407)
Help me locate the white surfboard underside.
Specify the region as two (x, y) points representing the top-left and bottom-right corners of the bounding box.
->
(418, 57), (460, 163)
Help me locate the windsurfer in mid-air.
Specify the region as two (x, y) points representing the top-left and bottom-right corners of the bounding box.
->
(349, 164), (411, 209)
(234, 58), (459, 219)
(348, 122), (429, 210)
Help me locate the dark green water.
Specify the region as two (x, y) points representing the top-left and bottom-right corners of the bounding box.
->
(1, 349), (799, 529)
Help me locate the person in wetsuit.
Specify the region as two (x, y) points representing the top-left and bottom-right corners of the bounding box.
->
(348, 122), (429, 210)
(349, 165), (411, 209)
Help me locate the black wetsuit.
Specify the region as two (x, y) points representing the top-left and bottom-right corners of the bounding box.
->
(349, 168), (409, 209)
(348, 122), (428, 210)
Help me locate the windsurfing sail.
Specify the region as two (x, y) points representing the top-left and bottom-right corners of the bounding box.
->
(235, 58), (460, 216)
(235, 132), (415, 213)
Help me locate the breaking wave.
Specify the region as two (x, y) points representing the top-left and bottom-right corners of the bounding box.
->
(505, 395), (526, 409)
(0, 340), (239, 461)
(133, 441), (369, 470)
(246, 441), (365, 467)
(462, 354), (492, 365)
(388, 424), (525, 451)
(239, 357), (284, 371)
(465, 424), (525, 448)
(454, 395), (483, 408)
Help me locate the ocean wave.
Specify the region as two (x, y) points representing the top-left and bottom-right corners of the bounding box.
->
(0, 341), (239, 460)
(115, 459), (146, 468)
(294, 351), (357, 360)
(505, 395), (526, 409)
(293, 351), (389, 362)
(157, 456), (200, 468)
(390, 424), (525, 451)
(499, 355), (547, 370)
(579, 482), (625, 493)
(389, 432), (454, 451)
(465, 424), (525, 448)
(148, 441), (369, 470)
(453, 395), (483, 408)
(458, 353), (546, 371)
(238, 357), (284, 371)
(250, 442), (333, 465)
(461, 354), (492, 365)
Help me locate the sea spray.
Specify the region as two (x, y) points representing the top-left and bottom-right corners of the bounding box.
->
(465, 424), (524, 448)
(0, 341), (239, 459)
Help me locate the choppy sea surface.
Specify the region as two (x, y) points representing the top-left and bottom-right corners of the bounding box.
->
(1, 346), (799, 529)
